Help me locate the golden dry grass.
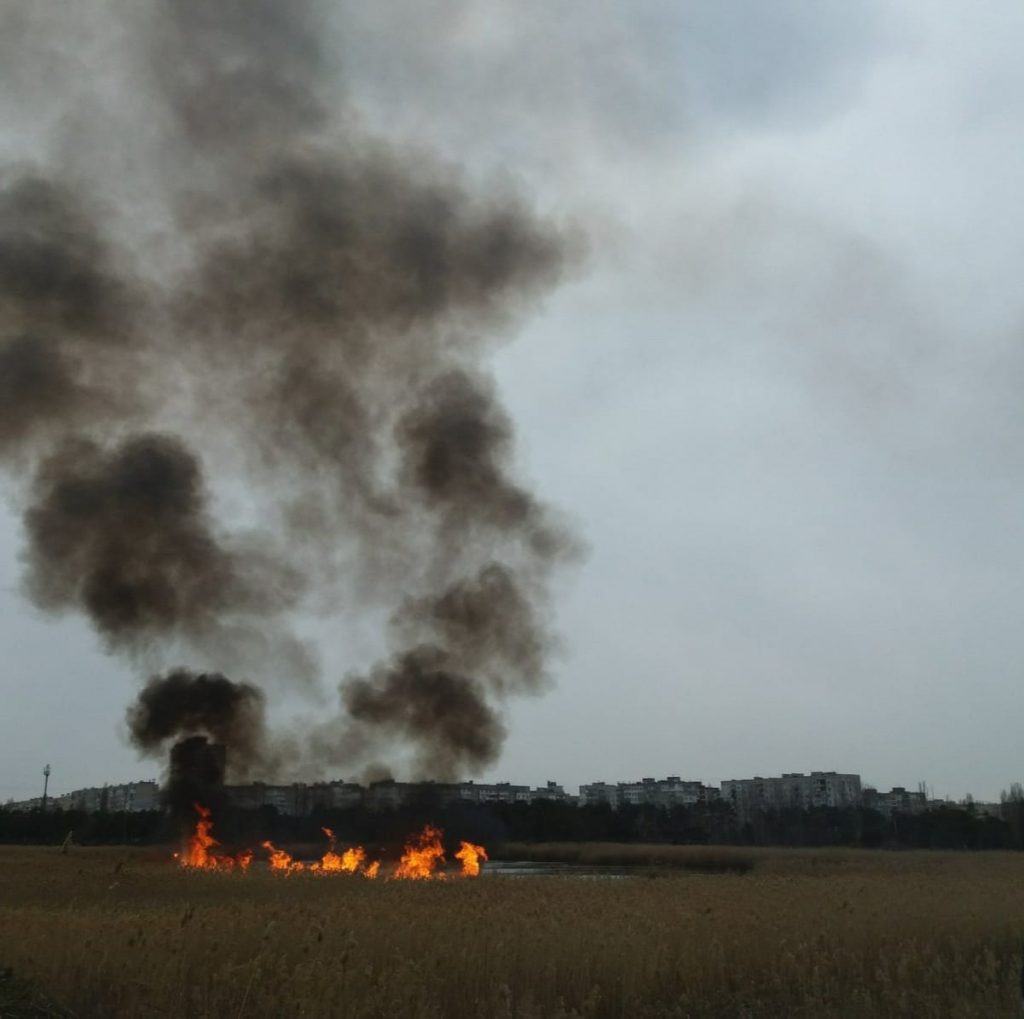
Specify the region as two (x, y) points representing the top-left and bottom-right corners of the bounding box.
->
(498, 841), (760, 873)
(1, 844), (1023, 1017)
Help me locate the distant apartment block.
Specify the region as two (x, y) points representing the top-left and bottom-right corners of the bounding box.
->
(861, 786), (927, 817)
(50, 781), (160, 813)
(532, 781), (571, 802)
(579, 776), (720, 809)
(721, 772), (862, 820)
(452, 781), (532, 805)
(228, 781), (364, 815)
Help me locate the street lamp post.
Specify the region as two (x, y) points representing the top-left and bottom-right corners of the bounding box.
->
(42, 764), (51, 812)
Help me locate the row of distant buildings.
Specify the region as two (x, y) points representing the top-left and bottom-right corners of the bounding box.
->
(47, 781), (162, 814)
(228, 778), (573, 815)
(578, 774), (982, 822)
(716, 773), (953, 821)
(8, 779), (573, 816)
(6, 771), (966, 821)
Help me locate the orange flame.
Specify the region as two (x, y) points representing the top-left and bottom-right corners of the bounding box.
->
(393, 824), (447, 880)
(310, 827), (341, 872)
(177, 803), (249, 871)
(172, 810), (483, 880)
(455, 840), (488, 877)
(311, 850), (343, 872)
(309, 827), (373, 875)
(341, 846), (367, 872)
(262, 840), (306, 873)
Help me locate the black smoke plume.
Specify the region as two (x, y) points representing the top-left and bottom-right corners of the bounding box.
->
(343, 647), (506, 779)
(0, 174), (139, 460)
(0, 174), (131, 339)
(165, 737), (228, 820)
(128, 669), (268, 817)
(128, 669), (267, 764)
(24, 435), (271, 648)
(394, 563), (550, 696)
(0, 1), (581, 784)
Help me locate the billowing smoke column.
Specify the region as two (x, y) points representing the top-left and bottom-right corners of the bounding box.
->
(128, 670), (267, 765)
(128, 670), (267, 811)
(164, 737), (228, 819)
(0, 1), (579, 787)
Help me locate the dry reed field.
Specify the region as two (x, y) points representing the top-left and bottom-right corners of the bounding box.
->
(2, 844), (1024, 1017)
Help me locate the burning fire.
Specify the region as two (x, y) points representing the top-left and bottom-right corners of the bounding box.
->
(262, 839), (306, 873)
(176, 803), (252, 871)
(309, 828), (372, 875)
(455, 840), (488, 877)
(176, 811), (483, 879)
(394, 824), (447, 880)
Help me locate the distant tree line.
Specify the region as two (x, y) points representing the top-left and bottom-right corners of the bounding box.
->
(2, 788), (1023, 852)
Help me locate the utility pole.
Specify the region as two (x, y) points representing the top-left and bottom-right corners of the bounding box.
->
(42, 763), (50, 811)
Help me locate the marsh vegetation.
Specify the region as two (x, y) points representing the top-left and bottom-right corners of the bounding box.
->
(1, 845), (1023, 1017)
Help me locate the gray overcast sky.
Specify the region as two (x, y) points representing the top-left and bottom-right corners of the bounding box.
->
(3, 2), (1024, 802)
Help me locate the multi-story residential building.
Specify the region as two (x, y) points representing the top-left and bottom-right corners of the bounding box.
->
(454, 781), (532, 805)
(809, 772), (862, 809)
(106, 782), (160, 812)
(531, 781), (570, 802)
(862, 786), (927, 817)
(232, 783), (335, 815)
(721, 772), (862, 821)
(579, 777), (720, 809)
(53, 787), (104, 813)
(330, 782), (366, 810)
(364, 780), (412, 812)
(578, 781), (620, 808)
(51, 781), (160, 813)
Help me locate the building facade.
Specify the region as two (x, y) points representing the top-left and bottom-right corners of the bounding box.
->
(721, 772), (862, 821)
(579, 776), (720, 809)
(861, 786), (927, 816)
(49, 781), (160, 813)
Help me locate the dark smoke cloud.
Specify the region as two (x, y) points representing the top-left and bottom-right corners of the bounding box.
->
(321, 563), (555, 778)
(0, 175), (140, 459)
(0, 173), (131, 338)
(342, 646), (506, 779)
(394, 563), (551, 695)
(173, 154), (571, 549)
(128, 669), (270, 817)
(0, 0), (581, 783)
(181, 157), (566, 334)
(23, 433), (300, 652)
(165, 736), (229, 820)
(128, 669), (266, 767)
(398, 370), (541, 534)
(0, 335), (83, 452)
